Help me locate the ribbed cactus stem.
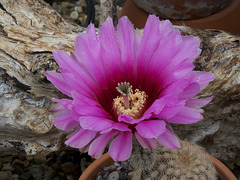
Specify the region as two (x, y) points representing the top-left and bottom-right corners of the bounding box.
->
(128, 139), (217, 180)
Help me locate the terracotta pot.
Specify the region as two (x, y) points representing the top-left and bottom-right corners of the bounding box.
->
(118, 0), (240, 34)
(79, 153), (114, 180)
(131, 0), (233, 20)
(79, 152), (237, 180)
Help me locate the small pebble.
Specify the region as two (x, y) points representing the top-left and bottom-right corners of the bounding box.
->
(51, 163), (60, 171)
(108, 171), (119, 180)
(66, 174), (75, 180)
(61, 7), (71, 16)
(44, 167), (56, 179)
(13, 173), (19, 179)
(80, 157), (91, 172)
(26, 156), (34, 162)
(28, 165), (44, 178)
(116, 166), (122, 171)
(12, 159), (24, 168)
(70, 11), (79, 20)
(0, 171), (14, 180)
(76, 0), (82, 5)
(52, 2), (58, 10)
(19, 172), (32, 180)
(60, 2), (69, 8)
(74, 6), (83, 13)
(17, 154), (26, 161)
(103, 164), (116, 171)
(96, 175), (103, 180)
(114, 162), (120, 166)
(58, 151), (66, 161)
(0, 159), (3, 169)
(34, 155), (46, 164)
(60, 162), (76, 174)
(3, 156), (14, 163)
(2, 164), (14, 172)
(57, 171), (65, 177)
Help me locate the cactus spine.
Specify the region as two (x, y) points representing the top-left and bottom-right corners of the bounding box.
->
(129, 139), (217, 180)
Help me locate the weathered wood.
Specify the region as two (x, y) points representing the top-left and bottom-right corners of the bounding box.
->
(99, 0), (118, 26)
(0, 0), (239, 167)
(0, 0), (85, 156)
(174, 27), (240, 166)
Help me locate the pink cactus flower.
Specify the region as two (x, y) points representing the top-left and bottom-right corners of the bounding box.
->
(46, 15), (214, 161)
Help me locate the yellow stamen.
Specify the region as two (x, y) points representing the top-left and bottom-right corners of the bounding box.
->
(113, 89), (148, 119)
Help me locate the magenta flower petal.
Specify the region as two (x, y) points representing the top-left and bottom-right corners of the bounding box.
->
(137, 15), (162, 68)
(74, 103), (110, 117)
(143, 98), (165, 116)
(61, 73), (94, 99)
(79, 116), (113, 131)
(117, 98), (165, 124)
(156, 125), (181, 149)
(50, 98), (73, 113)
(135, 120), (166, 138)
(51, 98), (73, 110)
(74, 24), (100, 73)
(52, 111), (79, 131)
(135, 131), (157, 151)
(117, 16), (140, 83)
(79, 143), (91, 153)
(143, 24), (183, 90)
(100, 123), (131, 134)
(109, 131), (132, 161)
(51, 98), (82, 122)
(152, 37), (201, 94)
(50, 103), (65, 113)
(50, 99), (81, 131)
(89, 130), (118, 159)
(98, 17), (124, 85)
(74, 24), (111, 97)
(45, 71), (71, 96)
(160, 79), (189, 99)
(167, 106), (203, 124)
(111, 123), (131, 131)
(71, 90), (99, 106)
(186, 97), (213, 108)
(118, 113), (152, 124)
(191, 71), (215, 88)
(160, 61), (195, 88)
(137, 15), (163, 89)
(72, 91), (111, 118)
(47, 15), (214, 161)
(52, 50), (105, 102)
(152, 103), (183, 120)
(179, 82), (200, 99)
(65, 128), (97, 149)
(52, 50), (92, 83)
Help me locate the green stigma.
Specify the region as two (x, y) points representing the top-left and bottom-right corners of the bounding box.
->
(116, 82), (132, 97)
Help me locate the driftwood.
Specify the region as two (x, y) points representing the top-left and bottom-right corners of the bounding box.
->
(99, 0), (118, 26)
(0, 0), (239, 166)
(0, 0), (84, 156)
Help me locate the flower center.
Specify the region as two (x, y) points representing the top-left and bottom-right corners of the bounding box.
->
(113, 82), (148, 119)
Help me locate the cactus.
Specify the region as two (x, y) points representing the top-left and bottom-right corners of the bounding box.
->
(129, 139), (217, 180)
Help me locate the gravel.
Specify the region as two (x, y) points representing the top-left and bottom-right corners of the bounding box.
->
(96, 162), (133, 180)
(0, 149), (93, 180)
(45, 0), (124, 27)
